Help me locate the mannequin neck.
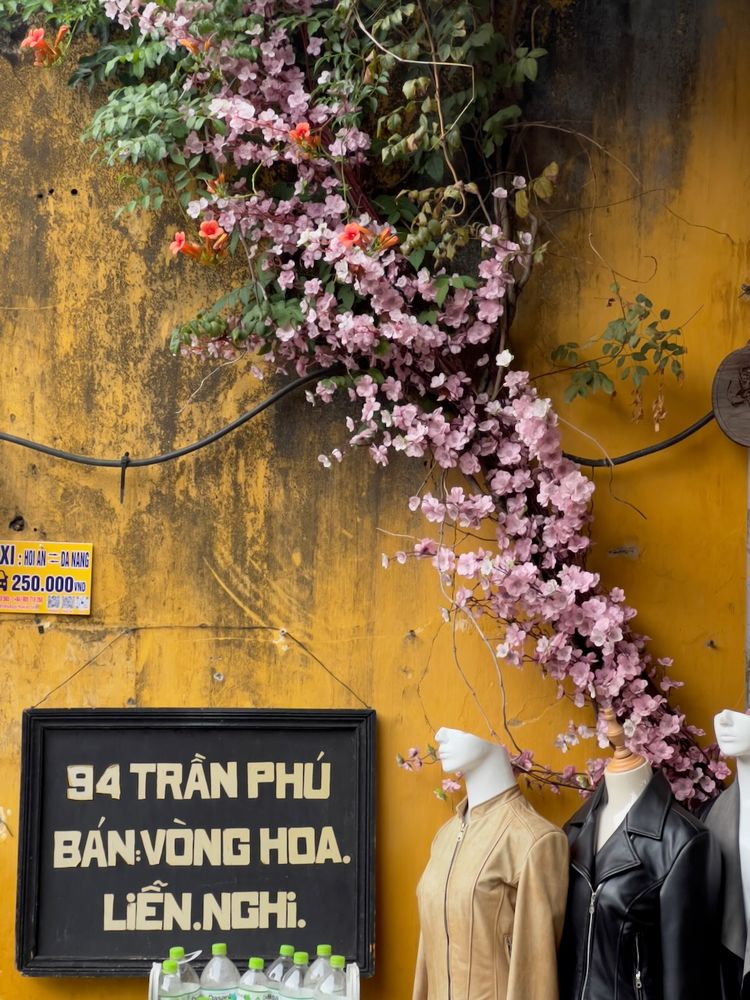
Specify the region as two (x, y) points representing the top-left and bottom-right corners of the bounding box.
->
(463, 745), (517, 813)
(735, 755), (750, 799)
(604, 761), (652, 808)
(596, 761), (652, 852)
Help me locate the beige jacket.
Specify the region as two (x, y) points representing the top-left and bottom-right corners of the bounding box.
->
(413, 786), (569, 1000)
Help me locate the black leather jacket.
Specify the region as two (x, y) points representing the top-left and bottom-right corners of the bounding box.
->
(558, 770), (722, 1000)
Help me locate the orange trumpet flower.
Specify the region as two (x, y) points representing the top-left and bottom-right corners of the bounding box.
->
(20, 24), (69, 67)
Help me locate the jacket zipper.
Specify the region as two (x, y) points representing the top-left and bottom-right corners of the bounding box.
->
(444, 818), (467, 1000)
(634, 933), (643, 998)
(577, 875), (602, 1000)
(572, 853), (639, 1000)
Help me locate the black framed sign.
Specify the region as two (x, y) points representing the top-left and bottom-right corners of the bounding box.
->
(17, 708), (375, 977)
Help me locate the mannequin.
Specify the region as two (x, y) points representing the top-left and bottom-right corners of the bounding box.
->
(435, 726), (517, 809)
(413, 727), (568, 1000)
(559, 708), (722, 1000)
(705, 708), (750, 999)
(595, 707), (652, 850)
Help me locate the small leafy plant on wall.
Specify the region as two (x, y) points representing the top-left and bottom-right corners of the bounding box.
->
(1, 0), (721, 805)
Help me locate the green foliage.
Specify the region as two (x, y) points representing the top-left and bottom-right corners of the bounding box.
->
(551, 284), (687, 403)
(366, 0), (545, 168)
(85, 81), (196, 165)
(70, 38), (175, 88)
(341, 0), (549, 267)
(83, 73), (216, 213)
(0, 0), (102, 28)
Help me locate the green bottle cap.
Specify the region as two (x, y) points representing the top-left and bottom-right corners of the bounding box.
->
(316, 945), (332, 957)
(162, 960), (179, 974)
(169, 947), (185, 960)
(331, 956), (346, 970)
(212, 943), (228, 956)
(279, 944), (295, 957)
(249, 957), (264, 970)
(293, 951), (309, 965)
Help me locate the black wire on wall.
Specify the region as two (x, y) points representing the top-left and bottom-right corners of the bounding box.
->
(563, 411), (715, 467)
(0, 363), (718, 502)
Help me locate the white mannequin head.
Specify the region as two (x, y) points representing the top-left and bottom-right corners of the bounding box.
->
(433, 727), (517, 809)
(435, 727), (497, 774)
(714, 709), (750, 758)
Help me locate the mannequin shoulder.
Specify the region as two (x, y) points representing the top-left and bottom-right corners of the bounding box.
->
(509, 793), (568, 846)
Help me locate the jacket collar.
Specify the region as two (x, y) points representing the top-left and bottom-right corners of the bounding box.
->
(568, 770), (672, 886)
(705, 782), (748, 967)
(455, 783), (521, 821)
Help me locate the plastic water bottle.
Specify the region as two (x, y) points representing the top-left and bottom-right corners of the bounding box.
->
(314, 955), (346, 997)
(239, 957), (273, 999)
(304, 946), (332, 992)
(266, 944), (295, 994)
(169, 946), (200, 987)
(200, 943), (240, 999)
(279, 951), (312, 998)
(160, 959), (200, 998)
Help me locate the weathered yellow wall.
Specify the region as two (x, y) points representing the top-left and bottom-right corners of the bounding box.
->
(1, 1), (749, 997)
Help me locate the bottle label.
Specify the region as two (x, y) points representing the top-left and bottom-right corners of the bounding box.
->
(201, 991), (239, 1000)
(238, 990), (275, 1000)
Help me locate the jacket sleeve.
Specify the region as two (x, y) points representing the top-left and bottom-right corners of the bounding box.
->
(507, 829), (570, 1000)
(659, 827), (723, 1000)
(412, 932), (428, 1000)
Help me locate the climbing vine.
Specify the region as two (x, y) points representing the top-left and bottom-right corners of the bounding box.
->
(1, 0), (725, 805)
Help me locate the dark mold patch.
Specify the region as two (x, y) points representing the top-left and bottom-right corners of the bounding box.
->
(525, 0), (718, 189)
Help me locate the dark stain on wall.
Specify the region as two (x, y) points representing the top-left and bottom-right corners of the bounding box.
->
(525, 0), (720, 190)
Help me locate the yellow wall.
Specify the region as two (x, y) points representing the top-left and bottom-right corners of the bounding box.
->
(1, 1), (749, 996)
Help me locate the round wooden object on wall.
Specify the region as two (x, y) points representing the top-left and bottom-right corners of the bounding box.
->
(712, 344), (750, 445)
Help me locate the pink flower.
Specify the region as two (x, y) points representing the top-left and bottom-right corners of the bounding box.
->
(441, 776), (463, 793)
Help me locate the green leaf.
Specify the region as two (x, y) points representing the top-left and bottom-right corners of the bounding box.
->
(423, 153), (445, 183)
(483, 103), (522, 134)
(434, 276), (450, 307)
(515, 189), (529, 218)
(604, 319), (627, 341)
(465, 22), (494, 47)
(522, 57), (538, 81)
(338, 286), (355, 311)
(408, 249), (426, 269)
(532, 175), (553, 200)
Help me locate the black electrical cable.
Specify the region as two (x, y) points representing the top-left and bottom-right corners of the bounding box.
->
(0, 366), (716, 481)
(563, 410), (715, 467)
(0, 366), (340, 470)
